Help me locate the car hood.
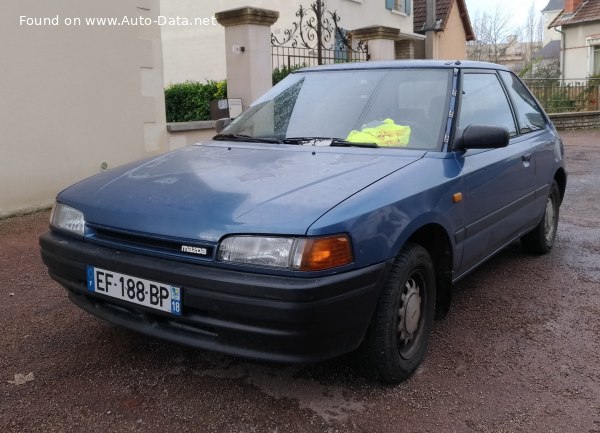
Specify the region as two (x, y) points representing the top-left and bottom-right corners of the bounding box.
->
(59, 142), (423, 241)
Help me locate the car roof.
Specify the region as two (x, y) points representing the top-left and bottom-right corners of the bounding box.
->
(296, 60), (509, 73)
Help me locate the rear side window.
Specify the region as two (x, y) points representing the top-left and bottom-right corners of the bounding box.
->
(458, 73), (517, 137)
(499, 71), (547, 133)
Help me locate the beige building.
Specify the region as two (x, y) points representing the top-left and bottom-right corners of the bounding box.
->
(1, 0), (168, 218)
(412, 0), (475, 60)
(160, 0), (424, 85)
(549, 0), (600, 79)
(467, 36), (543, 74)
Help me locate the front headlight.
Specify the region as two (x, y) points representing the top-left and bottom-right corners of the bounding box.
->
(217, 235), (353, 271)
(50, 203), (86, 236)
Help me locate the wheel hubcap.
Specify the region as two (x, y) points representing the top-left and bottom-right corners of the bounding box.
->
(544, 196), (556, 242)
(398, 276), (422, 344)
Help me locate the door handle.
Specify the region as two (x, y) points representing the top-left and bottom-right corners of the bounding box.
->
(522, 153), (532, 162)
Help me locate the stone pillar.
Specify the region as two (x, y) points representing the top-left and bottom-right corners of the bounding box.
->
(215, 7), (279, 112)
(351, 26), (400, 61)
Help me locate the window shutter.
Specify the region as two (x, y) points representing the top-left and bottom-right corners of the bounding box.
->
(405, 0), (412, 15)
(386, 0), (395, 10)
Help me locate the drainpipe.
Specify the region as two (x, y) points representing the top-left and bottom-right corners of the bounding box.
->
(425, 0), (437, 59)
(554, 26), (565, 78)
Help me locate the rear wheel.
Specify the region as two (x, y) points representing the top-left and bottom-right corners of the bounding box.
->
(521, 181), (560, 254)
(360, 243), (435, 383)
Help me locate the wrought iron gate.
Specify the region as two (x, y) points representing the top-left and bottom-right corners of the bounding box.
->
(271, 1), (369, 71)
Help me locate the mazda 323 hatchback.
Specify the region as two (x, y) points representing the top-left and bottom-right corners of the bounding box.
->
(40, 61), (566, 383)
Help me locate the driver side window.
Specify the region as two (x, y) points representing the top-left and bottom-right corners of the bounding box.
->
(458, 73), (517, 137)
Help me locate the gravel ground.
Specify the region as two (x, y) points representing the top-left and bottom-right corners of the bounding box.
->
(1, 130), (599, 433)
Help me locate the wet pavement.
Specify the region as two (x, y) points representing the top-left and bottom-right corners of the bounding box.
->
(1, 129), (599, 432)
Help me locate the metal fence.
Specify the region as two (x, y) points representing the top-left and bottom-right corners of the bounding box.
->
(522, 78), (600, 114)
(272, 45), (368, 71)
(270, 1), (369, 78)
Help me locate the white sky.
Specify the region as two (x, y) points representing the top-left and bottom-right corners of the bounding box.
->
(464, 0), (551, 29)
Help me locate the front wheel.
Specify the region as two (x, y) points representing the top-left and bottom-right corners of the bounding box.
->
(360, 243), (436, 383)
(521, 181), (560, 254)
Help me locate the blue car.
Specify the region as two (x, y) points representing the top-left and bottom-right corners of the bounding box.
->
(40, 60), (566, 383)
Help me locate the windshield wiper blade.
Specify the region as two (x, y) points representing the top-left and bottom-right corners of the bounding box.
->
(329, 138), (379, 148)
(213, 134), (282, 144)
(214, 135), (378, 147)
(282, 137), (335, 145)
(283, 137), (378, 148)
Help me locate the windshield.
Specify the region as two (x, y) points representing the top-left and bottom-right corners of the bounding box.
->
(221, 68), (452, 150)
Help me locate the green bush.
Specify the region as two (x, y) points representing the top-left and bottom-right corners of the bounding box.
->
(164, 80), (227, 122)
(272, 63), (308, 85)
(165, 65), (312, 122)
(547, 89), (577, 113)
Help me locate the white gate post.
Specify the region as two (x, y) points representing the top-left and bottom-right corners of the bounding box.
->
(215, 7), (279, 112)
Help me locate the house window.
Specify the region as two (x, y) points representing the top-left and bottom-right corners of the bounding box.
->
(386, 0), (411, 15)
(594, 45), (600, 76)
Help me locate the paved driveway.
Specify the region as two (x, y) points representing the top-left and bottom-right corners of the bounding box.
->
(1, 130), (599, 433)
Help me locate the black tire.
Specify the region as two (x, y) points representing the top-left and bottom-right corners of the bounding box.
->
(521, 181), (560, 255)
(360, 243), (436, 384)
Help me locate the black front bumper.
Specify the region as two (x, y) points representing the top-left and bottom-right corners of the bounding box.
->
(40, 231), (392, 362)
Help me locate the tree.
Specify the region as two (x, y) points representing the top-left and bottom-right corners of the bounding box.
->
(468, 6), (520, 64)
(468, 1), (549, 76)
(520, 1), (545, 77)
(533, 60), (561, 79)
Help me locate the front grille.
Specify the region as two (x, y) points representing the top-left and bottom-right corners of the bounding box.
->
(86, 224), (216, 262)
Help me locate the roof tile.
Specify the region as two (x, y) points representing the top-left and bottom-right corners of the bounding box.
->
(413, 0), (475, 40)
(549, 0), (600, 27)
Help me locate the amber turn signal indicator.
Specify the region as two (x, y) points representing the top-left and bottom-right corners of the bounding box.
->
(297, 235), (353, 271)
(453, 192), (463, 203)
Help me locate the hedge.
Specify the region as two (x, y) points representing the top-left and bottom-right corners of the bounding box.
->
(165, 66), (308, 122)
(164, 80), (227, 122)
(272, 63), (308, 85)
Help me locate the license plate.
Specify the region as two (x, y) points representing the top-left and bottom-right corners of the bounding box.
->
(87, 266), (182, 315)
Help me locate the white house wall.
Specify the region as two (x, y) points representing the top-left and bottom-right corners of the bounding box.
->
(563, 21), (600, 79)
(1, 0), (168, 218)
(160, 0), (415, 85)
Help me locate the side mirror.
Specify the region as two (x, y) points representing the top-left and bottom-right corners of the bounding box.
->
(453, 124), (509, 150)
(215, 118), (233, 133)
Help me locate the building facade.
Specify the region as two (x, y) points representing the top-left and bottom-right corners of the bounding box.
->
(413, 0), (475, 60)
(549, 0), (600, 79)
(159, 0), (423, 85)
(542, 0), (564, 46)
(1, 0), (168, 217)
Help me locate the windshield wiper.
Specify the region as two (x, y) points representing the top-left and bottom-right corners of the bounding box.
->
(282, 137), (334, 145)
(283, 137), (379, 148)
(330, 139), (379, 148)
(213, 134), (282, 144)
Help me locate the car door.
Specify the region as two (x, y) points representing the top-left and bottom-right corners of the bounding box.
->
(498, 70), (559, 214)
(454, 70), (537, 275)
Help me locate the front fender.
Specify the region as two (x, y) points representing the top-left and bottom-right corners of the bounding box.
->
(307, 156), (465, 269)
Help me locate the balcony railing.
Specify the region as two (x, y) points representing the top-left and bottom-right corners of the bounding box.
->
(522, 78), (600, 114)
